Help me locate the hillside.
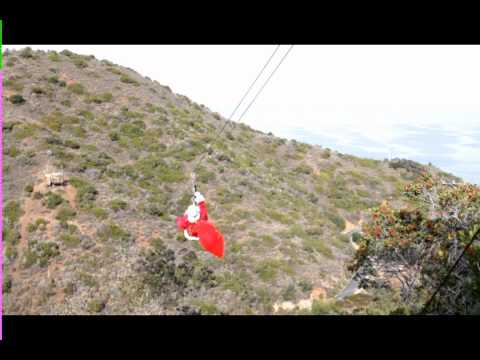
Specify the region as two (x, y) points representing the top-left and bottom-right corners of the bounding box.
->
(2, 47), (460, 315)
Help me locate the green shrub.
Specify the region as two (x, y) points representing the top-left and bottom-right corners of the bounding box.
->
(67, 83), (86, 95)
(78, 110), (94, 120)
(32, 86), (46, 95)
(109, 131), (120, 141)
(61, 50), (74, 57)
(24, 184), (34, 194)
(107, 67), (123, 75)
(15, 123), (37, 140)
(89, 207), (108, 220)
(120, 123), (144, 138)
(321, 149), (331, 159)
(4, 201), (24, 225)
(120, 75), (140, 86)
(282, 283), (296, 301)
(60, 233), (81, 247)
(352, 231), (362, 243)
(9, 94), (26, 104)
(268, 210), (292, 225)
(255, 259), (294, 282)
(311, 300), (344, 315)
(303, 237), (333, 258)
(197, 166), (216, 184)
(86, 92), (113, 104)
(260, 234), (276, 247)
(298, 279), (313, 293)
(97, 223), (132, 243)
(356, 157), (380, 169)
(69, 177), (98, 207)
(64, 139), (81, 149)
(27, 218), (49, 233)
(19, 47), (35, 58)
(73, 58), (88, 68)
(24, 241), (60, 268)
(41, 111), (65, 132)
(294, 163), (314, 175)
(192, 300), (219, 315)
(110, 199), (128, 212)
(42, 192), (64, 209)
(3, 274), (12, 294)
(48, 52), (61, 62)
(87, 298), (106, 313)
(325, 211), (346, 231)
(56, 205), (77, 222)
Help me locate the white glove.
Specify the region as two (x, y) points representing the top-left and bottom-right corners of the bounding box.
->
(184, 229), (199, 241)
(193, 191), (205, 204)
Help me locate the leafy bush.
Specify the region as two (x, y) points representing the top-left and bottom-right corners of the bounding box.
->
(303, 237), (333, 258)
(88, 207), (108, 220)
(41, 111), (69, 132)
(24, 184), (34, 194)
(48, 51), (61, 62)
(69, 177), (98, 208)
(67, 83), (86, 95)
(4, 201), (24, 226)
(19, 47), (35, 58)
(87, 298), (106, 313)
(97, 223), (132, 243)
(9, 94), (26, 104)
(298, 279), (313, 293)
(255, 259), (294, 282)
(24, 241), (60, 268)
(32, 86), (46, 95)
(43, 191), (64, 209)
(294, 163), (314, 175)
(311, 300), (344, 315)
(56, 205), (77, 222)
(73, 58), (88, 69)
(3, 274), (12, 294)
(60, 50), (74, 57)
(110, 199), (128, 212)
(27, 218), (49, 233)
(350, 173), (480, 314)
(282, 283), (296, 301)
(86, 92), (113, 104)
(120, 75), (140, 86)
(60, 233), (81, 247)
(120, 123), (144, 138)
(196, 166), (216, 184)
(325, 211), (346, 231)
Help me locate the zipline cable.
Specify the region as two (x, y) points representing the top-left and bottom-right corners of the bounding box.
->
(235, 44), (294, 124)
(227, 45), (281, 123)
(192, 44), (293, 178)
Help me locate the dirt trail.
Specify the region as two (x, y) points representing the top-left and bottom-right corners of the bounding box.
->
(18, 181), (56, 253)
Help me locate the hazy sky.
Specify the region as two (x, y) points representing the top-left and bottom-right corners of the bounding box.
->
(5, 45), (480, 184)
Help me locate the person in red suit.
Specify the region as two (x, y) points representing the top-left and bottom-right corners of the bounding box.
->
(176, 191), (225, 259)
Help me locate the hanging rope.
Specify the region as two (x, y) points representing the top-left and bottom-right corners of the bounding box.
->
(190, 45), (294, 188)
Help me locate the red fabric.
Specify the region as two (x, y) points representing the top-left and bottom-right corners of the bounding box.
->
(176, 215), (189, 230)
(176, 201), (224, 258)
(189, 221), (224, 258)
(198, 201), (208, 221)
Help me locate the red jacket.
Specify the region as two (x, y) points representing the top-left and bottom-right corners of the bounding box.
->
(176, 201), (225, 258)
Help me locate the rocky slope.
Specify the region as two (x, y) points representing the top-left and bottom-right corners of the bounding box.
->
(2, 48), (459, 314)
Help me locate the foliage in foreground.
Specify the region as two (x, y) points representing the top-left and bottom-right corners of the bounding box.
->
(350, 173), (480, 314)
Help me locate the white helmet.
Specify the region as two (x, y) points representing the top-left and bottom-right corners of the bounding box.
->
(185, 204), (200, 223)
